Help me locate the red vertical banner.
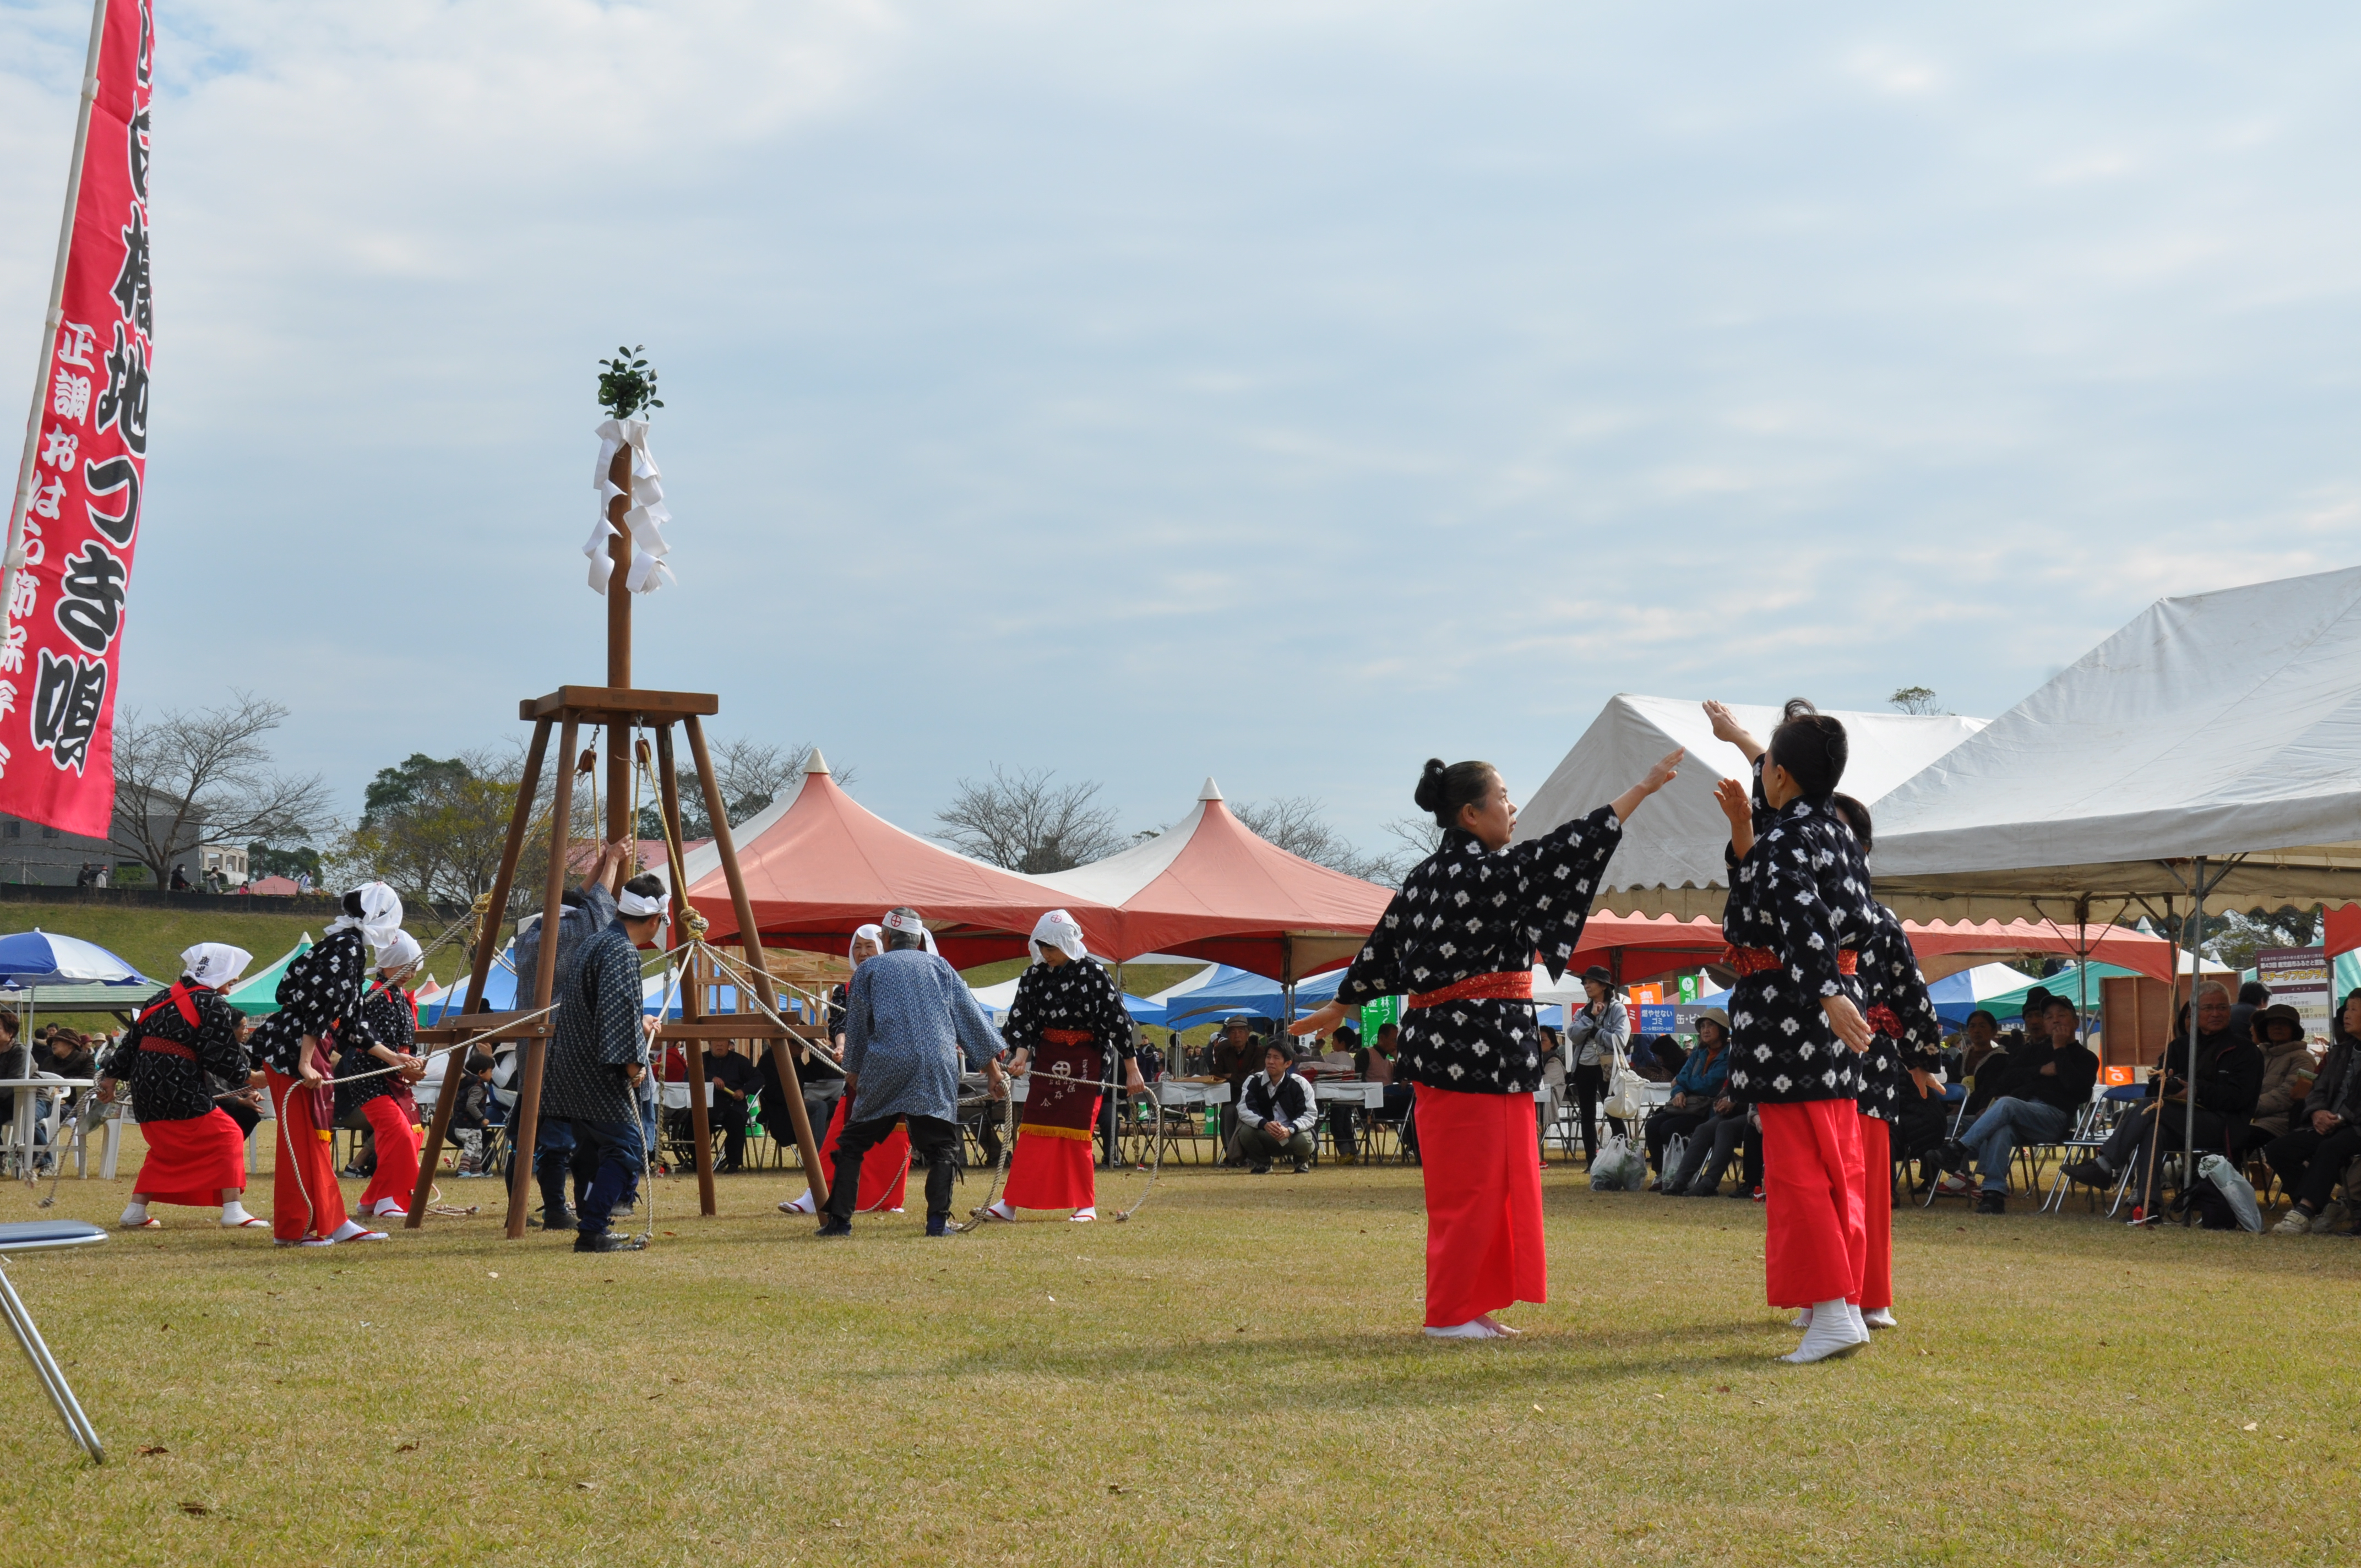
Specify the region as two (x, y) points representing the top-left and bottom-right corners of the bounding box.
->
(1, 0), (154, 837)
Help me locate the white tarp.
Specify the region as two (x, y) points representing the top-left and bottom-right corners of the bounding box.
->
(1872, 565), (2361, 916)
(1514, 694), (1985, 918)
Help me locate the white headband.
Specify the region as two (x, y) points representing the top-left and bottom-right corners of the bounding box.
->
(181, 943), (253, 988)
(617, 888), (666, 918)
(374, 931), (423, 973)
(882, 908), (927, 938)
(1027, 908), (1089, 966)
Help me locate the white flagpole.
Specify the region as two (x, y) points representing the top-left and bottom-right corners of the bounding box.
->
(2, 0), (113, 625)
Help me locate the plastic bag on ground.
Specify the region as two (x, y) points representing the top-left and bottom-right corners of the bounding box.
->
(2200, 1153), (2263, 1233)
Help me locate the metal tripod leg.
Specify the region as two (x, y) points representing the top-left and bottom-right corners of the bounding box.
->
(0, 1262), (102, 1462)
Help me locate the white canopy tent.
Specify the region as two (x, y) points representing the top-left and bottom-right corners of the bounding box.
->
(1871, 565), (2361, 922)
(1515, 694), (1986, 918)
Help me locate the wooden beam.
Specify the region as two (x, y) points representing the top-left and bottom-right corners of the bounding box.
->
(519, 685), (719, 723)
(505, 713), (578, 1240)
(652, 1021), (808, 1041)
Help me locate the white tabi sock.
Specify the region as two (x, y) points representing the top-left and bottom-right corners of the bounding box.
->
(329, 1219), (386, 1243)
(779, 1191), (815, 1215)
(1791, 1307), (1813, 1330)
(984, 1200), (1015, 1221)
(219, 1201), (253, 1226)
(119, 1201), (149, 1226)
(1863, 1307), (1898, 1329)
(1782, 1297), (1869, 1364)
(1069, 1206), (1097, 1222)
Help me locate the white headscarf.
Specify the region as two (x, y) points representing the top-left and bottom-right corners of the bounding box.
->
(848, 923), (884, 966)
(329, 881), (405, 950)
(181, 943), (252, 989)
(1028, 908), (1089, 966)
(375, 930), (424, 976)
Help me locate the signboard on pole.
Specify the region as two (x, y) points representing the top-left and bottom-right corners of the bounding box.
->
(1359, 994), (1401, 1041)
(0, 0), (155, 837)
(2257, 946), (2332, 1041)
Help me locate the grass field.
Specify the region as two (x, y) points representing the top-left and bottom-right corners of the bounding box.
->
(4, 1136), (2359, 1567)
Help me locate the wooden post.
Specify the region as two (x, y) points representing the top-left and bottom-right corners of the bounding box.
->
(406, 717), (551, 1228)
(654, 725), (718, 1215)
(505, 715), (579, 1239)
(686, 714), (828, 1205)
(604, 444), (633, 890)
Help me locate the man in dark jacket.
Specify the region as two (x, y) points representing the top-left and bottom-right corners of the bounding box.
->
(1943, 996), (2099, 1215)
(2263, 990), (2361, 1234)
(1230, 1043), (1318, 1174)
(2061, 983), (2262, 1212)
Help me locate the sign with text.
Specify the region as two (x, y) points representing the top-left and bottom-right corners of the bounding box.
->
(2256, 946), (2332, 1040)
(0, 0), (154, 836)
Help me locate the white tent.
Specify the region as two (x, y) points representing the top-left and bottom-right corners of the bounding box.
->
(1515, 694), (1986, 918)
(1872, 565), (2361, 922)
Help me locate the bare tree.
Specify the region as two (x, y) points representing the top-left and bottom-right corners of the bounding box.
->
(1378, 815), (1445, 883)
(110, 691), (332, 881)
(1231, 796), (1393, 883)
(643, 737), (839, 839)
(1889, 685), (1946, 716)
(935, 765), (1124, 873)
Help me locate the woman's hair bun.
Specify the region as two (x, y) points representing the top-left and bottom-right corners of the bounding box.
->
(1413, 758), (1449, 814)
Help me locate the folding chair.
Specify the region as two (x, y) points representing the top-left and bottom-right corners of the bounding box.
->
(2037, 1098), (2110, 1213)
(0, 1221), (106, 1462)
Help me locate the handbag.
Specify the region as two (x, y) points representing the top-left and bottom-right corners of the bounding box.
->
(1602, 1042), (1652, 1121)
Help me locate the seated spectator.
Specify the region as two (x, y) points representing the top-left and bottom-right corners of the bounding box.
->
(1230, 1042), (1318, 1174)
(2233, 979), (2272, 1046)
(1323, 1026), (1367, 1162)
(2058, 982), (2262, 1213)
(1364, 1023), (1417, 1162)
(1941, 995), (2099, 1215)
(1889, 1052), (1952, 1180)
(2245, 1003), (2316, 1152)
(1961, 1003), (2025, 1117)
(1645, 1010), (1729, 1186)
(38, 1028), (98, 1107)
(700, 1037), (763, 1173)
(1635, 1033), (1687, 1083)
(0, 1012), (25, 1124)
(2265, 989), (2361, 1234)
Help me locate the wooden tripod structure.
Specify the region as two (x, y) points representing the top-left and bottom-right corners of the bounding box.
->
(402, 439), (830, 1238)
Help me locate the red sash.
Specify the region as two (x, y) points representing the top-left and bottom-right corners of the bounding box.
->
(1407, 970), (1534, 1010)
(139, 1039), (197, 1062)
(1727, 946), (1858, 978)
(138, 981), (211, 1029)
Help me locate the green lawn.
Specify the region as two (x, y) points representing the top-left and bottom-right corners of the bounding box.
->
(4, 1142), (2357, 1566)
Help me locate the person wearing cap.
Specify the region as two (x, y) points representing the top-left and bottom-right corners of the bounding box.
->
(1644, 1009), (1731, 1184)
(1209, 1016), (1262, 1155)
(2244, 1002), (2316, 1152)
(978, 910), (1144, 1223)
(249, 882), (407, 1246)
(779, 925), (909, 1217)
(346, 931), (429, 1221)
(1564, 965), (1629, 1162)
(819, 906), (1008, 1239)
(97, 943), (266, 1232)
(1953, 995), (2101, 1214)
(542, 872), (669, 1253)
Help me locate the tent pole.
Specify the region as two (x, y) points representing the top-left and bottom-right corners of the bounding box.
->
(2184, 859), (2207, 1224)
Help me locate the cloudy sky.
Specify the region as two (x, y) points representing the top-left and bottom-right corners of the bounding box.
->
(2, 1), (2355, 855)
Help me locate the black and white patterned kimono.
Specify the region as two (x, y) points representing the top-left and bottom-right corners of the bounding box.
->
(1334, 805), (1624, 1095)
(336, 979), (418, 1119)
(105, 981), (248, 1123)
(1721, 796), (1879, 1105)
(249, 927), (377, 1079)
(1002, 958), (1136, 1074)
(1851, 901), (1944, 1124)
(539, 922), (648, 1128)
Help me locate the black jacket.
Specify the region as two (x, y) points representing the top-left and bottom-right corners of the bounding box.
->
(1996, 1038), (2099, 1117)
(2302, 1038), (2361, 1123)
(1238, 1068), (1318, 1133)
(2153, 1027), (2263, 1121)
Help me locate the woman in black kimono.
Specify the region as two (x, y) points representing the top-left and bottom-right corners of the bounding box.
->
(1710, 701), (1879, 1363)
(981, 909), (1143, 1223)
(1294, 748), (1682, 1340)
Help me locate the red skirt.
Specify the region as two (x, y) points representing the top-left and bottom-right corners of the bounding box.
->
(1415, 1085), (1546, 1327)
(1002, 1121), (1097, 1211)
(1855, 1111), (1892, 1311)
(266, 1068), (349, 1243)
(131, 1109), (246, 1207)
(361, 1096), (422, 1213)
(820, 1096), (908, 1212)
(1759, 1099), (1865, 1309)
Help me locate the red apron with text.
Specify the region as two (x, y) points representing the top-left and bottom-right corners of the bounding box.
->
(1003, 1031), (1101, 1211)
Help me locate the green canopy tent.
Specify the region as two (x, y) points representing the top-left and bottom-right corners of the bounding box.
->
(226, 936), (311, 1016)
(1973, 962), (2142, 1026)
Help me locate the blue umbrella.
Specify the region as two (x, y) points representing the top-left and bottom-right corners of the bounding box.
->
(0, 929), (149, 989)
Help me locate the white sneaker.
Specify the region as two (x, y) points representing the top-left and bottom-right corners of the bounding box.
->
(2273, 1208), (2314, 1235)
(1863, 1308), (1898, 1330)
